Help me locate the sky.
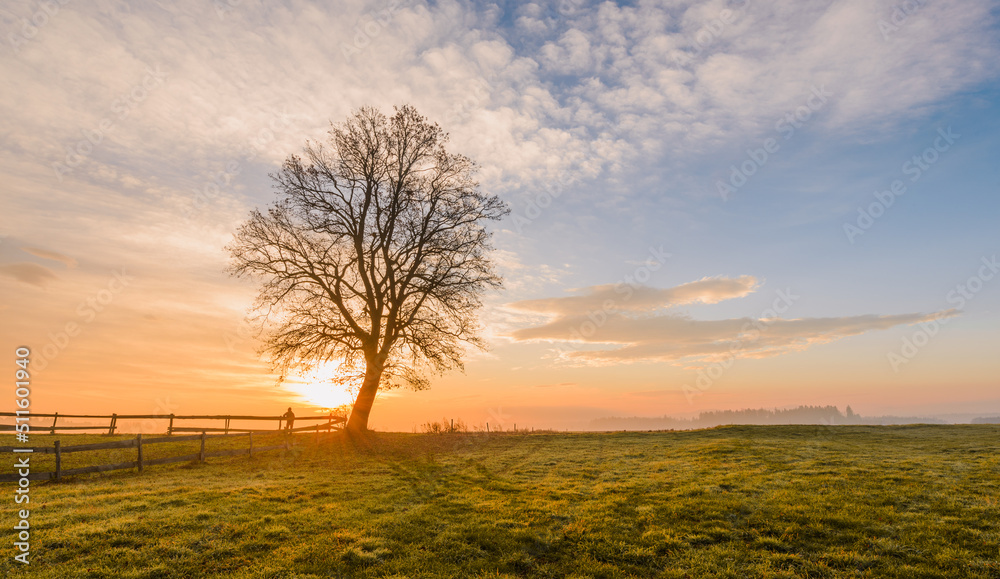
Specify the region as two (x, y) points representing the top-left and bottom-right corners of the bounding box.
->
(1, 0), (999, 432)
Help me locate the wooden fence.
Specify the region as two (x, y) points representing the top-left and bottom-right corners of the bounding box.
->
(0, 429), (313, 483)
(0, 432), (281, 482)
(0, 412), (346, 435)
(1, 412), (346, 483)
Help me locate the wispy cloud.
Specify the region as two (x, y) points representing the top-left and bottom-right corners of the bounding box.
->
(511, 275), (760, 314)
(508, 277), (960, 365)
(21, 246), (78, 268)
(526, 0), (998, 152)
(2, 0), (994, 219)
(0, 263), (59, 288)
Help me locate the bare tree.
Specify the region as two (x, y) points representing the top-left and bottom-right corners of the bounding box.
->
(228, 105), (508, 434)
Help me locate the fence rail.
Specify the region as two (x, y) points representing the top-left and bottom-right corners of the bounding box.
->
(0, 430), (298, 482)
(0, 411), (346, 435)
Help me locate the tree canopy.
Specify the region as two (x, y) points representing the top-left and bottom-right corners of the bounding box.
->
(228, 105), (508, 433)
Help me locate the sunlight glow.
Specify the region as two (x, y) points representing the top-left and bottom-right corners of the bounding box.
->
(286, 361), (356, 410)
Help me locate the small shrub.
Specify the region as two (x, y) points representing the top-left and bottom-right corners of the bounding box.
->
(421, 417), (468, 434)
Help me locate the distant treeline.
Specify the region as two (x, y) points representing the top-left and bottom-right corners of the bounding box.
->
(589, 405), (952, 431)
(971, 416), (1000, 424)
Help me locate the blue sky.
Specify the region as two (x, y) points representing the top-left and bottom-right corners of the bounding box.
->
(1, 0), (998, 430)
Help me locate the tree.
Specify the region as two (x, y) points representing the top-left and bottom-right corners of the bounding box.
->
(228, 105), (508, 434)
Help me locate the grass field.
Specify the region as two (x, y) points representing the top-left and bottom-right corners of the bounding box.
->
(2, 425), (999, 578)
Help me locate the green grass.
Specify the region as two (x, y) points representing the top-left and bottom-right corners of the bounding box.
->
(2, 425), (999, 578)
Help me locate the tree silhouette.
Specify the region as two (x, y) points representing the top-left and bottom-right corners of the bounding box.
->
(228, 105), (508, 434)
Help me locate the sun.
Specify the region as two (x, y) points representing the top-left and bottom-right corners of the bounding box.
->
(286, 360), (356, 410)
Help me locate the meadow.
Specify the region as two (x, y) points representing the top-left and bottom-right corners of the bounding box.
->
(2, 425), (998, 578)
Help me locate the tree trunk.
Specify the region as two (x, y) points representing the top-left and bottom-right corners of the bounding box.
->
(346, 358), (383, 435)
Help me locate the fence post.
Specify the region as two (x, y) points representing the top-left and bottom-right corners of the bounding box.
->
(225, 418), (230, 435)
(51, 412), (58, 435)
(249, 432), (254, 456)
(327, 412), (333, 433)
(168, 414), (174, 436)
(314, 424), (320, 443)
(137, 434), (143, 473)
(486, 422), (490, 433)
(54, 441), (61, 481)
(200, 431), (206, 463)
(109, 413), (117, 435)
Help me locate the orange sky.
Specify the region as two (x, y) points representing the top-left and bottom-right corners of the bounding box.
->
(6, 263), (997, 431)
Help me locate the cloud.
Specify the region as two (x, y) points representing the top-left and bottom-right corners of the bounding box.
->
(507, 276), (961, 365)
(0, 263), (59, 288)
(21, 247), (78, 268)
(509, 275), (759, 314)
(538, 0), (999, 153)
(2, 0), (994, 225)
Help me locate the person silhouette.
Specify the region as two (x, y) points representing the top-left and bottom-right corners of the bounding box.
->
(283, 407), (295, 431)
